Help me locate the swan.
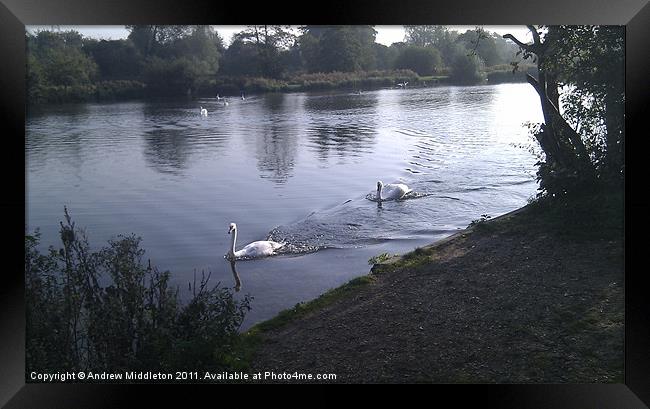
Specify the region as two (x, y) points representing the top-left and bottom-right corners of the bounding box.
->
(216, 94), (223, 100)
(241, 93), (246, 100)
(376, 180), (411, 201)
(397, 81), (408, 88)
(227, 222), (284, 260)
(200, 106), (208, 116)
(222, 99), (229, 106)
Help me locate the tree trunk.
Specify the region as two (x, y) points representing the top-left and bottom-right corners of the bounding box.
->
(507, 27), (595, 184)
(604, 88), (623, 177)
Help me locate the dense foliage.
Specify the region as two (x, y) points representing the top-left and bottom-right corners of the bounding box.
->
(394, 46), (442, 76)
(26, 208), (251, 376)
(504, 26), (624, 198)
(26, 25), (529, 103)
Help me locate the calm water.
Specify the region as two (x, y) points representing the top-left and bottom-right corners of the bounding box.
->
(26, 84), (543, 329)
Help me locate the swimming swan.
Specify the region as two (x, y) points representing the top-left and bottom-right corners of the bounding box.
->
(227, 223), (284, 259)
(376, 180), (411, 201)
(200, 106), (208, 116)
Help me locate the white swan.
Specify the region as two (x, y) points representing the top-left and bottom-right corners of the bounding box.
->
(376, 180), (411, 201)
(200, 106), (208, 116)
(222, 99), (229, 106)
(216, 94), (223, 100)
(227, 223), (284, 260)
(241, 93), (246, 100)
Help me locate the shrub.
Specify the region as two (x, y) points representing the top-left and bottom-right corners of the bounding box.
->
(450, 52), (486, 85)
(25, 208), (251, 377)
(394, 46), (442, 76)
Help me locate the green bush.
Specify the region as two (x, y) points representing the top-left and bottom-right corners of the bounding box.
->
(449, 51), (486, 85)
(25, 208), (251, 377)
(394, 46), (442, 76)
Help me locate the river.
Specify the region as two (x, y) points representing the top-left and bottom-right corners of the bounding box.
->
(26, 83), (543, 328)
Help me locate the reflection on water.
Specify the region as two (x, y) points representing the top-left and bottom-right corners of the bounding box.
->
(26, 84), (543, 328)
(144, 127), (195, 175)
(305, 93), (379, 161)
(229, 260), (242, 292)
(253, 108), (299, 184)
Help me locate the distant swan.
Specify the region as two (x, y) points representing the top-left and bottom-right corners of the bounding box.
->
(227, 223), (284, 260)
(200, 106), (208, 116)
(216, 94), (223, 100)
(376, 180), (411, 201)
(241, 93), (246, 100)
(222, 99), (229, 106)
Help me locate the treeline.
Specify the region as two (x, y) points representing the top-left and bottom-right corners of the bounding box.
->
(26, 25), (533, 104)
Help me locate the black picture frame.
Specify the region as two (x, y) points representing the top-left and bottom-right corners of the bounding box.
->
(1, 0), (648, 405)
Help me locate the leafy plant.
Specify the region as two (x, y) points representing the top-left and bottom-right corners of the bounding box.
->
(469, 214), (492, 227)
(368, 252), (391, 265)
(25, 207), (251, 377)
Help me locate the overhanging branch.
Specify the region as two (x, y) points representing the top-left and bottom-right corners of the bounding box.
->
(503, 34), (533, 53)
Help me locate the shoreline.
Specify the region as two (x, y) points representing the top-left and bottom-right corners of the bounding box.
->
(27, 72), (531, 107)
(237, 200), (624, 383)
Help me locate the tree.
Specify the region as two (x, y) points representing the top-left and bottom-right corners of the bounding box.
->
(230, 25), (297, 78)
(126, 25), (221, 96)
(404, 25), (449, 48)
(126, 25), (192, 57)
(83, 39), (142, 81)
(548, 26), (624, 178)
(219, 37), (264, 77)
(504, 25), (624, 195)
(394, 46), (442, 76)
(404, 25), (458, 66)
(456, 29), (501, 67)
(304, 26), (377, 73)
(449, 45), (485, 84)
(297, 30), (321, 72)
(27, 30), (98, 88)
(373, 43), (399, 70)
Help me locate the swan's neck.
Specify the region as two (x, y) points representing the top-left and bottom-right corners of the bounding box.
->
(377, 185), (382, 200)
(230, 229), (237, 256)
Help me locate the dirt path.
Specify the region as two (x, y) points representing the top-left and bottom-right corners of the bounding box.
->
(249, 204), (624, 383)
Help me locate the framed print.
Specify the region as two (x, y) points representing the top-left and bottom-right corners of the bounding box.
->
(1, 0), (648, 405)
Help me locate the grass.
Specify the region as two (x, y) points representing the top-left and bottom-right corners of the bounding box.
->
(252, 275), (375, 333)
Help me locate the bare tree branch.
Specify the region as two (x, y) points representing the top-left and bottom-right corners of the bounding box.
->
(527, 25), (541, 46)
(503, 34), (533, 53)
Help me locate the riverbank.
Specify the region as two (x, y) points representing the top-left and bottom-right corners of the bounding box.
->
(28, 66), (535, 105)
(240, 193), (623, 383)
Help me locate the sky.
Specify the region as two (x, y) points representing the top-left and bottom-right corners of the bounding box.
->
(27, 25), (533, 46)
